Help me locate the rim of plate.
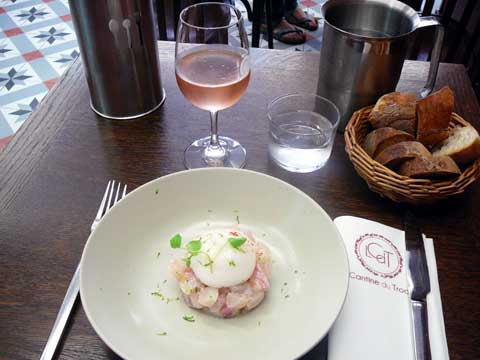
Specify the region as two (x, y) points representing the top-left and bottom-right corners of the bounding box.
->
(80, 168), (350, 360)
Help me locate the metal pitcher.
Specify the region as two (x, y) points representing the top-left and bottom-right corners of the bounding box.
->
(317, 0), (444, 130)
(69, 0), (166, 119)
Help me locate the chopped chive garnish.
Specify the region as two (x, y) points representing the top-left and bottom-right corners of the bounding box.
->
(183, 315), (195, 322)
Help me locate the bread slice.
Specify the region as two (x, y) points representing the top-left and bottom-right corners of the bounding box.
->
(368, 92), (417, 135)
(363, 127), (414, 158)
(375, 141), (431, 168)
(398, 155), (461, 179)
(433, 125), (480, 165)
(416, 86), (454, 147)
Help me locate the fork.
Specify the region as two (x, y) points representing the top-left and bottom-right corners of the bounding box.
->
(40, 181), (127, 360)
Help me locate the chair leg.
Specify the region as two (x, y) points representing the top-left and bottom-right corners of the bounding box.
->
(265, 0), (273, 49)
(173, 0), (181, 39)
(155, 0), (167, 40)
(252, 0), (264, 48)
(238, 0), (253, 21)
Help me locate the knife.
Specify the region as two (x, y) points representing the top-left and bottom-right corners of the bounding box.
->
(405, 210), (432, 360)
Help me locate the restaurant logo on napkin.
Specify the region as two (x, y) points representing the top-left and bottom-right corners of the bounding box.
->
(329, 217), (448, 360)
(355, 233), (403, 278)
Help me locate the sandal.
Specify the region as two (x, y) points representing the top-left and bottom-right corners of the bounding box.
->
(286, 11), (319, 31)
(272, 28), (306, 45)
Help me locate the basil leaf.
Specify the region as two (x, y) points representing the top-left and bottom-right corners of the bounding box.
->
(170, 234), (182, 248)
(186, 240), (202, 255)
(185, 257), (191, 267)
(228, 237), (246, 249)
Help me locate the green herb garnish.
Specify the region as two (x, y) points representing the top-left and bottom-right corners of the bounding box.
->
(156, 331), (167, 336)
(151, 291), (164, 298)
(202, 258), (214, 268)
(228, 260), (236, 267)
(186, 240), (202, 254)
(170, 234), (182, 248)
(155, 189), (159, 195)
(183, 315), (195, 322)
(228, 237), (246, 251)
(171, 234), (214, 270)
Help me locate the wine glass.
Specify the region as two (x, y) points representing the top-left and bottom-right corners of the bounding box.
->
(175, 2), (250, 169)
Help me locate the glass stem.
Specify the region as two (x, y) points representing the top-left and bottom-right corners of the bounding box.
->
(210, 111), (219, 146)
(203, 111), (226, 166)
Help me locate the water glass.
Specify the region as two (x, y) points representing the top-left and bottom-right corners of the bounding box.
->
(268, 94), (340, 173)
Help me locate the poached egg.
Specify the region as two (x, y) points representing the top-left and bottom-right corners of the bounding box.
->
(190, 230), (256, 288)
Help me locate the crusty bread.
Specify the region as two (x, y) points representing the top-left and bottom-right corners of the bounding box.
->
(433, 125), (480, 165)
(368, 92), (417, 135)
(375, 141), (431, 168)
(398, 155), (461, 179)
(416, 87), (454, 147)
(363, 127), (414, 158)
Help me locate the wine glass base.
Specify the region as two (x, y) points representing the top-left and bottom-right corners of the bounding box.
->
(184, 136), (246, 169)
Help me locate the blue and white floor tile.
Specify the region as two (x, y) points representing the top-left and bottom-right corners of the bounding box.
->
(24, 22), (74, 48)
(44, 46), (77, 73)
(0, 62), (43, 96)
(0, 90), (46, 132)
(9, 3), (58, 29)
(0, 0), (76, 145)
(0, 36), (20, 61)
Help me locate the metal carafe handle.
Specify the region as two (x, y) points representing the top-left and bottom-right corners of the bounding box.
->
(415, 17), (445, 98)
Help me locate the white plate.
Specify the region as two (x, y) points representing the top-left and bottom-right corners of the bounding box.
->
(80, 168), (349, 360)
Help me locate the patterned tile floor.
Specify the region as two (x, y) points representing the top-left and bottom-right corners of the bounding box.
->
(0, 0), (78, 149)
(0, 0), (324, 151)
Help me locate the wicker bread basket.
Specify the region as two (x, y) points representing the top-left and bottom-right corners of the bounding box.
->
(345, 105), (480, 205)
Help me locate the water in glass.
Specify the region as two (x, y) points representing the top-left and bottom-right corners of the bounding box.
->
(269, 110), (335, 173)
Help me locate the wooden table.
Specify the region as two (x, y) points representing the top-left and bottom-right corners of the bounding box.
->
(1, 42), (479, 359)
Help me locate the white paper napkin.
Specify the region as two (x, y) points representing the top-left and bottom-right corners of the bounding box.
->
(328, 216), (449, 360)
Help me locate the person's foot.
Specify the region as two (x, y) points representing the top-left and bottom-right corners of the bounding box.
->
(287, 7), (318, 31)
(271, 19), (306, 45)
